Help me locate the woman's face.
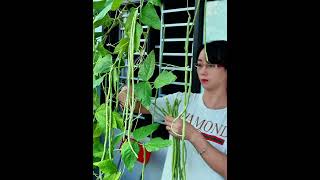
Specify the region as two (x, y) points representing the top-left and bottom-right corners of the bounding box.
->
(196, 49), (227, 91)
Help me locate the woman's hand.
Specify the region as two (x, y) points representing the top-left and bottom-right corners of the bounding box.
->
(164, 116), (199, 141)
(118, 85), (128, 109)
(118, 85), (150, 114)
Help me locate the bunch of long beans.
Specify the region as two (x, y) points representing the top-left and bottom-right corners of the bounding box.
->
(152, 0), (202, 179)
(156, 98), (186, 180)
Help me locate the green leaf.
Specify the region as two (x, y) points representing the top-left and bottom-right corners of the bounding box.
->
(104, 17), (113, 28)
(114, 38), (129, 54)
(93, 52), (100, 64)
(132, 123), (159, 141)
(149, 0), (161, 6)
(138, 50), (155, 81)
(94, 13), (113, 28)
(93, 0), (113, 24)
(112, 68), (119, 92)
(111, 0), (124, 11)
(125, 8), (138, 36)
(93, 121), (104, 138)
(140, 3), (161, 30)
(94, 103), (111, 137)
(112, 111), (124, 131)
(93, 54), (113, 75)
(121, 141), (140, 172)
(134, 82), (152, 109)
(111, 113), (117, 129)
(134, 22), (143, 52)
(93, 89), (100, 110)
(93, 151), (104, 159)
(95, 103), (107, 127)
(94, 42), (109, 65)
(93, 151), (103, 159)
(93, 138), (104, 158)
(93, 159), (117, 175)
(112, 133), (123, 148)
(104, 171), (121, 180)
(145, 137), (172, 152)
(93, 75), (104, 89)
(96, 42), (111, 57)
(93, 0), (106, 11)
(154, 71), (177, 89)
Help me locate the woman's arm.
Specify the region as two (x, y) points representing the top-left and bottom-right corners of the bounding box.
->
(164, 116), (227, 179)
(189, 128), (227, 178)
(118, 86), (151, 114)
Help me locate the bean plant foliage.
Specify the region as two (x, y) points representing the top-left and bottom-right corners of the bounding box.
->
(93, 0), (175, 179)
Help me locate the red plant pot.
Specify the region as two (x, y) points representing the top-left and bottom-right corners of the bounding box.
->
(137, 143), (151, 164)
(120, 138), (151, 164)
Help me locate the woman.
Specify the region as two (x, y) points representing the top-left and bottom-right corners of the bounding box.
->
(119, 40), (227, 180)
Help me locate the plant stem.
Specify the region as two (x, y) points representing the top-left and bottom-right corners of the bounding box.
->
(204, 0), (209, 63)
(127, 8), (139, 158)
(115, 60), (121, 110)
(188, 0), (201, 37)
(141, 144), (146, 180)
(108, 69), (113, 159)
(102, 3), (130, 43)
(139, 0), (143, 25)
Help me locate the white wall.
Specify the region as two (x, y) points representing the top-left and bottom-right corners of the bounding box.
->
(201, 0), (227, 93)
(204, 0), (227, 42)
